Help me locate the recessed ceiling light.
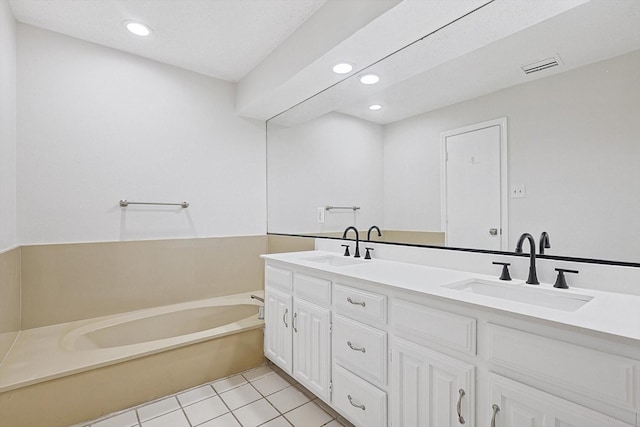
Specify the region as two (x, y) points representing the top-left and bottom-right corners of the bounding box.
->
(369, 104), (382, 111)
(124, 21), (152, 37)
(360, 74), (380, 85)
(332, 63), (353, 74)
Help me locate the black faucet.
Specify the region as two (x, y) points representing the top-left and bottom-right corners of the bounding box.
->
(342, 226), (361, 258)
(515, 233), (539, 285)
(367, 225), (382, 241)
(539, 231), (551, 255)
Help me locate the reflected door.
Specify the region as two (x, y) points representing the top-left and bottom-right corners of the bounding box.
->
(441, 118), (507, 250)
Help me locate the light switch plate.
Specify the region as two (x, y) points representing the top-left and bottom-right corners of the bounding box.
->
(317, 207), (325, 223)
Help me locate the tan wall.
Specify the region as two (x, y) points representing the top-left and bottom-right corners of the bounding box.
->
(0, 247), (20, 362)
(267, 234), (315, 253)
(0, 328), (264, 427)
(21, 236), (268, 329)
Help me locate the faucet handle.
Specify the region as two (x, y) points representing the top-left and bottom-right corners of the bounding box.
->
(492, 262), (512, 281)
(341, 244), (351, 257)
(554, 268), (578, 289)
(364, 247), (374, 260)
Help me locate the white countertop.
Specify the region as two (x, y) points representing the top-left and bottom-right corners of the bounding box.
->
(262, 251), (640, 342)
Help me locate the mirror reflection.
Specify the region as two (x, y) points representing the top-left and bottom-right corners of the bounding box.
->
(267, 0), (640, 264)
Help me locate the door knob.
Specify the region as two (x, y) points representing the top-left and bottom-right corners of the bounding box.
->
(489, 228), (498, 236)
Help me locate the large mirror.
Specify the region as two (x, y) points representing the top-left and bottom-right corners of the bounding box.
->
(267, 0), (640, 264)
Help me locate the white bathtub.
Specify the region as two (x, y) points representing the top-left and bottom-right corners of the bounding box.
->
(0, 291), (264, 393)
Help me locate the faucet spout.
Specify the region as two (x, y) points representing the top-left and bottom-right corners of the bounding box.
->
(515, 233), (540, 285)
(367, 225), (382, 241)
(342, 226), (361, 258)
(539, 231), (551, 255)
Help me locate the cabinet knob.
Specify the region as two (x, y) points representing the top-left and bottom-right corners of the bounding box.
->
(347, 341), (366, 353)
(346, 297), (366, 307)
(348, 394), (366, 411)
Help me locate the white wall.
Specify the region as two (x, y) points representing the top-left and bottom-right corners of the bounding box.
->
(268, 112), (384, 234)
(17, 24), (266, 245)
(0, 0), (17, 251)
(383, 50), (640, 262)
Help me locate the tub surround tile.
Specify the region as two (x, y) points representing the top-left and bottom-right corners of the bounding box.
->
(212, 374), (248, 394)
(182, 396), (228, 425)
(20, 235), (268, 328)
(231, 398), (279, 427)
(177, 384), (216, 407)
(219, 383), (262, 410)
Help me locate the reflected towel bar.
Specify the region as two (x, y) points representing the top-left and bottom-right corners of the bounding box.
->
(325, 205), (360, 211)
(120, 200), (189, 208)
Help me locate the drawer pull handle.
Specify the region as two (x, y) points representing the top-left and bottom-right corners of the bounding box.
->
(347, 341), (366, 353)
(348, 394), (366, 411)
(293, 312), (298, 333)
(283, 308), (288, 328)
(490, 404), (500, 427)
(347, 297), (366, 307)
(457, 388), (466, 424)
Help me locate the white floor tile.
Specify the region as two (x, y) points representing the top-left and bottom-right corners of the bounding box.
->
(322, 421), (344, 427)
(242, 365), (274, 382)
(266, 386), (310, 413)
(183, 396), (228, 426)
(177, 384), (216, 407)
(259, 416), (293, 427)
(91, 410), (138, 427)
(212, 374), (248, 394)
(198, 413), (241, 427)
(336, 416), (356, 427)
(313, 398), (340, 418)
(251, 373), (290, 396)
(140, 410), (189, 427)
(136, 397), (180, 422)
(232, 399), (279, 427)
(284, 402), (333, 427)
(219, 383), (262, 410)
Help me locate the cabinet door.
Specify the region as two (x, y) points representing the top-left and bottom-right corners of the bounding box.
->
(293, 298), (331, 401)
(264, 286), (293, 374)
(391, 337), (474, 427)
(488, 373), (634, 427)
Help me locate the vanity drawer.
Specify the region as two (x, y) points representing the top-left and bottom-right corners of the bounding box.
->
(294, 273), (331, 306)
(265, 264), (293, 292)
(333, 314), (387, 386)
(332, 364), (387, 427)
(334, 283), (387, 326)
(487, 323), (640, 416)
(392, 299), (476, 355)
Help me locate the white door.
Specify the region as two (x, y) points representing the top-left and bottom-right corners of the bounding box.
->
(264, 286), (293, 374)
(391, 337), (475, 427)
(292, 298), (331, 401)
(441, 118), (507, 250)
(488, 373), (633, 427)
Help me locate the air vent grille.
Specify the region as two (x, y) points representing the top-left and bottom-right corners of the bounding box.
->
(521, 55), (562, 75)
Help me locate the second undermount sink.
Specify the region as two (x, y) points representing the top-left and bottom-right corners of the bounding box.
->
(302, 255), (367, 267)
(444, 279), (593, 312)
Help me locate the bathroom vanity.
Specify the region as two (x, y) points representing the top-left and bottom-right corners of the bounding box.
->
(261, 250), (640, 427)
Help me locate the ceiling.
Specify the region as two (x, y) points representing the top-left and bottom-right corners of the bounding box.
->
(8, 0), (327, 82)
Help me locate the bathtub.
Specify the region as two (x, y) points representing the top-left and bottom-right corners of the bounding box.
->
(0, 290), (265, 393)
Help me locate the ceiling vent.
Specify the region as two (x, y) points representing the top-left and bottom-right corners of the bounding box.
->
(521, 54), (563, 75)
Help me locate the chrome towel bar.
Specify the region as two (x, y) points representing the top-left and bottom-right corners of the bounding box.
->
(119, 200), (189, 208)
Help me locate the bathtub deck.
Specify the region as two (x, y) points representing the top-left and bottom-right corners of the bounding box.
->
(0, 291), (264, 393)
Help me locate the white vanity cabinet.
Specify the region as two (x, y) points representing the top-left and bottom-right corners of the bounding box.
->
(263, 263), (331, 401)
(262, 254), (640, 427)
(391, 337), (475, 427)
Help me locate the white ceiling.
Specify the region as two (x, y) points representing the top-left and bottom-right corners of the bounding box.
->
(8, 0), (327, 82)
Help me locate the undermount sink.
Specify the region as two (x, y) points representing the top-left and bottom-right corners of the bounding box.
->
(302, 255), (367, 267)
(444, 279), (593, 312)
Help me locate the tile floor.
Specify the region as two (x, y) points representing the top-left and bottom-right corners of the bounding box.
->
(75, 364), (355, 427)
